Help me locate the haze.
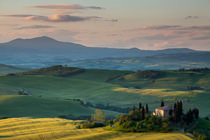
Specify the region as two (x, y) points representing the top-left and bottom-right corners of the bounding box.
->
(0, 0), (210, 50)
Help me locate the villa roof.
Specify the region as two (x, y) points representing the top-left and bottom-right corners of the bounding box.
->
(156, 105), (173, 111)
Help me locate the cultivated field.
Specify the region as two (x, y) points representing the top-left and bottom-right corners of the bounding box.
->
(0, 118), (193, 140)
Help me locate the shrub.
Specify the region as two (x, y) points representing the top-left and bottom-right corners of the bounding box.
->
(79, 120), (105, 129)
(198, 134), (207, 140)
(136, 70), (165, 79)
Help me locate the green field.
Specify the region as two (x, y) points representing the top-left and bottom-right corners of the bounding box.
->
(0, 117), (193, 140)
(0, 68), (210, 118)
(0, 95), (94, 118)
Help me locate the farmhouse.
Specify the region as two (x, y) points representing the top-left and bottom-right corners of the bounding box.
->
(153, 105), (173, 118)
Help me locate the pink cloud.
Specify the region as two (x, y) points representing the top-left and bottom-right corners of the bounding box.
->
(28, 4), (104, 10)
(25, 14), (101, 22)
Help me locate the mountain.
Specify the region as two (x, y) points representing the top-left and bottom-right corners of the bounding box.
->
(0, 36), (200, 68)
(0, 64), (29, 74)
(67, 52), (210, 70)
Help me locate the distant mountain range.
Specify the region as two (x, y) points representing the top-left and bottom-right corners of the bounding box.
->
(0, 36), (209, 69)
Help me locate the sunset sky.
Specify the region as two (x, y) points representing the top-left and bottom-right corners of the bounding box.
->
(0, 0), (210, 50)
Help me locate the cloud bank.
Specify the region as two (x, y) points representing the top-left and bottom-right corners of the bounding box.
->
(1, 14), (101, 22)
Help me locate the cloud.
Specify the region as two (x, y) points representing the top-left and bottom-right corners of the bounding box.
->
(16, 25), (54, 30)
(141, 34), (179, 40)
(28, 4), (104, 10)
(191, 35), (210, 40)
(0, 23), (19, 27)
(0, 14), (101, 22)
(104, 19), (118, 22)
(185, 16), (199, 20)
(128, 25), (210, 31)
(25, 14), (101, 22)
(181, 26), (210, 30)
(141, 25), (181, 30)
(0, 14), (33, 17)
(153, 41), (169, 48)
(101, 25), (210, 50)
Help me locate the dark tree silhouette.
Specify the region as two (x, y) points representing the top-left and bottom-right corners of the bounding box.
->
(193, 108), (199, 119)
(161, 100), (165, 107)
(145, 104), (149, 114)
(139, 103), (142, 110)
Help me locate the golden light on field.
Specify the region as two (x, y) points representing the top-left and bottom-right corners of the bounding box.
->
(0, 118), (193, 140)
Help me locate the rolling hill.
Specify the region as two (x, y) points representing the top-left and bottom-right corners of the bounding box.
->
(0, 66), (210, 118)
(0, 95), (94, 118)
(0, 117), (193, 140)
(0, 36), (202, 68)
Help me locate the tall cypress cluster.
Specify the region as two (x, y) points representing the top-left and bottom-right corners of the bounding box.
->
(174, 100), (183, 122)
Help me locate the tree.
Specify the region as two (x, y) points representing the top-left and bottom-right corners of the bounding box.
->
(179, 101), (183, 115)
(198, 134), (207, 140)
(174, 103), (179, 122)
(173, 101), (183, 122)
(139, 107), (145, 120)
(92, 109), (105, 122)
(169, 109), (173, 120)
(161, 100), (165, 107)
(132, 106), (136, 111)
(183, 109), (194, 125)
(139, 103), (142, 110)
(145, 104), (149, 114)
(129, 110), (140, 121)
(193, 108), (199, 119)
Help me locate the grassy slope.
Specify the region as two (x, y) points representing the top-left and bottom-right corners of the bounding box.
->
(0, 95), (119, 118)
(0, 95), (94, 118)
(119, 70), (210, 90)
(0, 64), (29, 74)
(0, 75), (142, 106)
(0, 69), (209, 117)
(0, 117), (193, 140)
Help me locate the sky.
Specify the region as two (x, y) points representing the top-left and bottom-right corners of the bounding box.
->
(0, 0), (210, 50)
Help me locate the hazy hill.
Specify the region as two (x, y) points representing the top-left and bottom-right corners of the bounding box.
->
(0, 64), (29, 74)
(67, 52), (210, 70)
(0, 36), (200, 68)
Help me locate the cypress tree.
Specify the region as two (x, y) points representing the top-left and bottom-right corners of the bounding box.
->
(174, 103), (179, 122)
(193, 108), (199, 119)
(180, 101), (183, 115)
(145, 104), (149, 114)
(142, 107), (145, 120)
(161, 100), (165, 107)
(139, 103), (142, 110)
(169, 109), (173, 120)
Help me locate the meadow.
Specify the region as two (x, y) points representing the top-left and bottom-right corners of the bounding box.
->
(0, 68), (210, 118)
(0, 66), (210, 139)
